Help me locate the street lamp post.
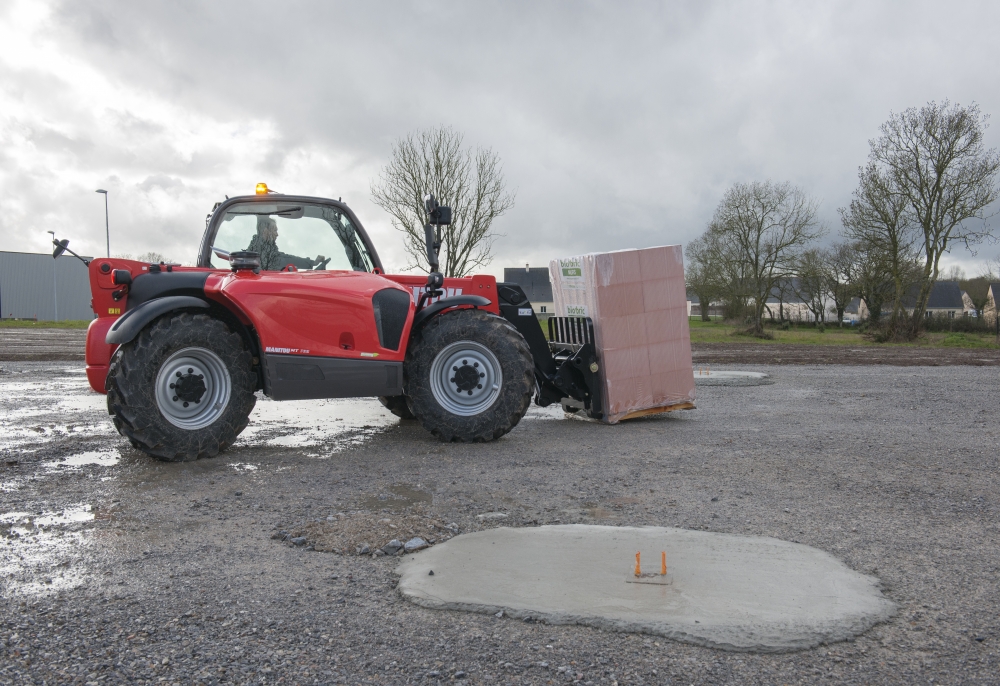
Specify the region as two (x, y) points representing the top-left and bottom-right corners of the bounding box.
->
(95, 189), (109, 258)
(47, 230), (58, 321)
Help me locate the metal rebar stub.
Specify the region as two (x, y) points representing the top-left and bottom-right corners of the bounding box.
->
(625, 572), (674, 585)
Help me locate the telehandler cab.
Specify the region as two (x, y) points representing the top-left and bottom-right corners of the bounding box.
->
(67, 185), (603, 461)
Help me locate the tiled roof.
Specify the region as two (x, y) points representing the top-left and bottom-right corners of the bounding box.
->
(502, 267), (553, 302)
(901, 281), (965, 309)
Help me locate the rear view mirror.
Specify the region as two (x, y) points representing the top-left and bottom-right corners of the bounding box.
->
(53, 239), (70, 259)
(430, 205), (451, 226)
(423, 193), (451, 226)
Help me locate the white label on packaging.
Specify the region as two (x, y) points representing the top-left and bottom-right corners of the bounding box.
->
(558, 258), (586, 288)
(566, 304), (588, 317)
(518, 307), (533, 316)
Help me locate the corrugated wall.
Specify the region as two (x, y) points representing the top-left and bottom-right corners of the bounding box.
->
(0, 251), (95, 321)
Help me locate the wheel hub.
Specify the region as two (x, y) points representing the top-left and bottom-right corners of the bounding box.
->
(171, 369), (207, 404)
(451, 361), (485, 394)
(154, 347), (232, 430)
(430, 341), (502, 417)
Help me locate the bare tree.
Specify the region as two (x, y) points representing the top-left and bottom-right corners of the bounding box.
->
(792, 249), (828, 324)
(840, 162), (919, 336)
(869, 101), (1000, 333)
(136, 251), (171, 264)
(706, 181), (822, 336)
(824, 242), (856, 326)
(685, 236), (731, 321)
(844, 240), (894, 325)
(944, 265), (967, 281)
(371, 126), (515, 277)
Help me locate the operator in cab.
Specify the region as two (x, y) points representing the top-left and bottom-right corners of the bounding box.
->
(247, 217), (327, 271)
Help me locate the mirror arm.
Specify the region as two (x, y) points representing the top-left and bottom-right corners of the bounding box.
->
(51, 239), (91, 266)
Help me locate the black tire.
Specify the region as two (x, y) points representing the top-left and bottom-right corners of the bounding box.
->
(404, 309), (534, 442)
(378, 395), (416, 420)
(106, 312), (257, 462)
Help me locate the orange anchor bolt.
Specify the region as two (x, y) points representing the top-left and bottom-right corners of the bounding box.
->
(661, 551), (667, 576)
(634, 551), (641, 577)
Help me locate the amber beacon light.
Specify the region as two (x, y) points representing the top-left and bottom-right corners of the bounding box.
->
(255, 182), (270, 195)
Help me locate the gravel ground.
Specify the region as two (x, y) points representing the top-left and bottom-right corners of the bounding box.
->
(1, 361), (998, 685)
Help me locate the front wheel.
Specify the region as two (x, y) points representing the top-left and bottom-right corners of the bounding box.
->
(404, 309), (534, 442)
(106, 312), (257, 461)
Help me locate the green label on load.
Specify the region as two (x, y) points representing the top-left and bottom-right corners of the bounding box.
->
(559, 258), (583, 279)
(566, 304), (588, 316)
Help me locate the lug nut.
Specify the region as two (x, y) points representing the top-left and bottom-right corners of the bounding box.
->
(176, 372), (182, 378)
(188, 368), (193, 373)
(480, 372), (485, 378)
(473, 362), (479, 367)
(183, 401), (189, 407)
(477, 384), (482, 389)
(169, 383), (175, 389)
(467, 390), (473, 396)
(172, 396), (178, 401)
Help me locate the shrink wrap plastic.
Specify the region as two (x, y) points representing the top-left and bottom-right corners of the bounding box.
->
(549, 245), (695, 423)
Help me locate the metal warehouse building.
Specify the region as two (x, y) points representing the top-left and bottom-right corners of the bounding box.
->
(0, 251), (95, 321)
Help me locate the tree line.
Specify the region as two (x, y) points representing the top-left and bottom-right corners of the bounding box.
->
(685, 101), (1000, 340)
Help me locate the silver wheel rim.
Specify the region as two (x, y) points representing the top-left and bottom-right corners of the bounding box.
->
(154, 347), (231, 429)
(429, 341), (502, 417)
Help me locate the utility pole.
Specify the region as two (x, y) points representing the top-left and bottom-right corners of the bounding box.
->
(95, 189), (109, 257)
(47, 230), (58, 321)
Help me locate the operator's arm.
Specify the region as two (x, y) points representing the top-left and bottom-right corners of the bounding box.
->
(274, 252), (317, 270)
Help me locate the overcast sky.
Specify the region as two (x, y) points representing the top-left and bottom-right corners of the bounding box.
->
(1, 0), (998, 278)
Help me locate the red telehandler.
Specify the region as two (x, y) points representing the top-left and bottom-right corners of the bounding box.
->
(56, 185), (603, 461)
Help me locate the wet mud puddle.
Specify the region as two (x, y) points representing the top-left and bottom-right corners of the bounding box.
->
(0, 504), (95, 597)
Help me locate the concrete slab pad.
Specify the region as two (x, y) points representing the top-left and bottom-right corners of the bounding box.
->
(397, 525), (895, 652)
(694, 370), (772, 386)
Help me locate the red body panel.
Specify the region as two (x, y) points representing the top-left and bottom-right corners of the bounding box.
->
(84, 261), (500, 394)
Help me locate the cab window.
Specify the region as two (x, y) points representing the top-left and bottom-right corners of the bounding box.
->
(210, 203), (375, 272)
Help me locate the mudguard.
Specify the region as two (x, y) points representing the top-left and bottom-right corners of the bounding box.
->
(105, 296), (210, 345)
(411, 295), (492, 330)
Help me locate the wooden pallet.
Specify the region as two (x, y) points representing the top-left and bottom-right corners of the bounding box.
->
(619, 401), (696, 421)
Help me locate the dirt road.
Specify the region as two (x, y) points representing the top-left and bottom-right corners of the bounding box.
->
(4, 327), (998, 366)
(1, 362), (998, 684)
(692, 342), (1000, 366)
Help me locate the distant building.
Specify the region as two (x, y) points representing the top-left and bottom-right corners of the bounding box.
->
(843, 297), (862, 324)
(502, 266), (553, 315)
(0, 251), (94, 321)
(686, 293), (723, 319)
(850, 281), (967, 321)
(901, 280), (965, 318)
(764, 278), (814, 321)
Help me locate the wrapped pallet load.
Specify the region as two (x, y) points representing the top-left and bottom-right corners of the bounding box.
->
(549, 245), (695, 423)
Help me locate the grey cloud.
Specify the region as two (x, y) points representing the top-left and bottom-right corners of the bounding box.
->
(2, 0), (996, 273)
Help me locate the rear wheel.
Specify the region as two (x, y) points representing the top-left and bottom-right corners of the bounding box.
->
(106, 312), (257, 461)
(378, 395), (416, 420)
(404, 309), (533, 442)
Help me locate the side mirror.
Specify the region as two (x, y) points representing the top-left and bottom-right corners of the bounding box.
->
(423, 193), (451, 226)
(53, 239), (69, 259)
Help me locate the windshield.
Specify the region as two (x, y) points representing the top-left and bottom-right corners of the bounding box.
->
(210, 202), (375, 272)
